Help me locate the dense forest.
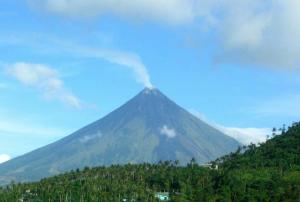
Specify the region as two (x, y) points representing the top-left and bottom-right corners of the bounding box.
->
(0, 122), (299, 202)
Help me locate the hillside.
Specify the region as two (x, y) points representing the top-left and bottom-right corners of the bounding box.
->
(0, 88), (240, 185)
(215, 122), (300, 170)
(0, 122), (299, 201)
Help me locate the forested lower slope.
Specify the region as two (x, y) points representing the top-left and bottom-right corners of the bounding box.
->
(0, 122), (300, 202)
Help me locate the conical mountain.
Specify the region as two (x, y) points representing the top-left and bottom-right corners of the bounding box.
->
(0, 88), (240, 184)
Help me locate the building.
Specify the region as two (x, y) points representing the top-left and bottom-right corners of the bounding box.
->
(200, 163), (219, 170)
(155, 192), (170, 201)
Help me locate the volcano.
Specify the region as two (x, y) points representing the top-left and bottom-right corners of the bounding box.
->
(0, 88), (240, 184)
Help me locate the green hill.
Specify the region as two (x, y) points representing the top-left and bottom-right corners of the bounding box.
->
(0, 122), (299, 201)
(215, 122), (300, 170)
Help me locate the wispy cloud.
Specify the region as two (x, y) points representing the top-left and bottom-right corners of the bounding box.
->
(190, 109), (271, 145)
(0, 154), (10, 164)
(0, 32), (153, 89)
(0, 118), (68, 137)
(29, 0), (300, 69)
(28, 0), (196, 25)
(160, 125), (176, 138)
(6, 62), (82, 108)
(0, 115), (72, 157)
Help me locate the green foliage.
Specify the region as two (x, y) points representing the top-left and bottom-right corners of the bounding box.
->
(1, 122), (300, 201)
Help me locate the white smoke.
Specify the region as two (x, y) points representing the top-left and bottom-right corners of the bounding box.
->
(81, 48), (153, 89)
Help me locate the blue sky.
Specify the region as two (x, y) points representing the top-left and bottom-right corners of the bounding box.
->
(1, 0), (300, 162)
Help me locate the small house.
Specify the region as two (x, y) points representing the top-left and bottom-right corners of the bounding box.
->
(200, 163), (219, 170)
(155, 192), (169, 201)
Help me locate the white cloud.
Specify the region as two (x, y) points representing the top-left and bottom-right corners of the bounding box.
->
(79, 131), (103, 143)
(217, 126), (270, 145)
(0, 33), (153, 89)
(29, 0), (300, 69)
(190, 109), (270, 145)
(6, 62), (82, 108)
(212, 0), (300, 69)
(0, 154), (11, 164)
(28, 0), (196, 25)
(160, 125), (176, 138)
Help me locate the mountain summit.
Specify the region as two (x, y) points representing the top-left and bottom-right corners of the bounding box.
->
(0, 88), (240, 184)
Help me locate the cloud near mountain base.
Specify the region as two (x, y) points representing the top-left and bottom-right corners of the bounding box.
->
(0, 154), (11, 164)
